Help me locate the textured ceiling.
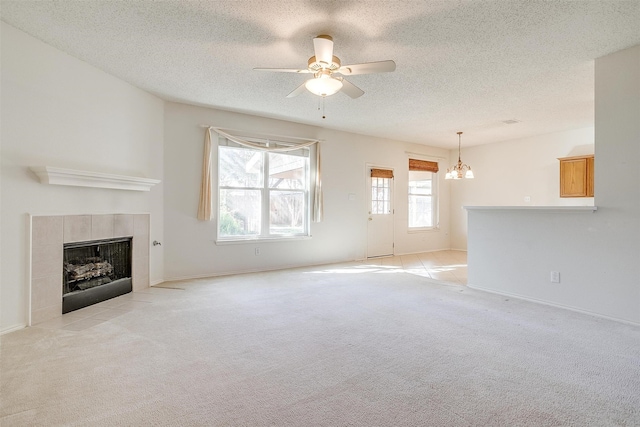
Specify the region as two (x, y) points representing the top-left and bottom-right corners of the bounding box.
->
(1, 1), (639, 148)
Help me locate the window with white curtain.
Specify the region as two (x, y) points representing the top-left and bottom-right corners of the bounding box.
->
(218, 144), (310, 240)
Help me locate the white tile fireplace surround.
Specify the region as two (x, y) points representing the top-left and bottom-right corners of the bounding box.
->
(30, 214), (150, 325)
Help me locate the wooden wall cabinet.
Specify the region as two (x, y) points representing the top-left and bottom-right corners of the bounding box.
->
(559, 155), (594, 197)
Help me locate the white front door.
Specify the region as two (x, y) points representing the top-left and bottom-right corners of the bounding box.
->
(367, 167), (394, 258)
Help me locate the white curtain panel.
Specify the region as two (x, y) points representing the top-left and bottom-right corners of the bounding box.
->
(313, 143), (323, 222)
(196, 128), (214, 221)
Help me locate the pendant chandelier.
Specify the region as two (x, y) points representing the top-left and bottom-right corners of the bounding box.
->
(445, 131), (474, 180)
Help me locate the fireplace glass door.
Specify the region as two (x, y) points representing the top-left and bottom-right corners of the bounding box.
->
(62, 238), (132, 313)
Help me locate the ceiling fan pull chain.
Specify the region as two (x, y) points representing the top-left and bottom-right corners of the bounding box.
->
(317, 97), (326, 119)
(322, 96), (327, 119)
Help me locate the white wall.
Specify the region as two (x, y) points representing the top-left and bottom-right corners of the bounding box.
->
(0, 23), (165, 333)
(163, 102), (451, 281)
(465, 45), (640, 325)
(450, 128), (594, 250)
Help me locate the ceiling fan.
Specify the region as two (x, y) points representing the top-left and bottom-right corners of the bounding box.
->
(254, 35), (396, 99)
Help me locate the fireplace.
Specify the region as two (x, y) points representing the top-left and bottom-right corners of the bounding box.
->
(30, 214), (150, 325)
(63, 238), (132, 313)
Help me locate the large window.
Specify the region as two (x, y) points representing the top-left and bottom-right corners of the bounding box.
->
(408, 159), (439, 229)
(218, 145), (310, 240)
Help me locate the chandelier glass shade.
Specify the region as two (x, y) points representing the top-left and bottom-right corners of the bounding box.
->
(305, 70), (343, 97)
(445, 132), (474, 180)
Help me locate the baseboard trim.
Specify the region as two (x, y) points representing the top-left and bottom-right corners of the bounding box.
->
(1, 323), (27, 335)
(163, 257), (360, 284)
(467, 284), (640, 327)
(393, 248), (467, 257)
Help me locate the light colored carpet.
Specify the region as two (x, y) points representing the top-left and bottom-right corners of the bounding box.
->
(1, 260), (639, 426)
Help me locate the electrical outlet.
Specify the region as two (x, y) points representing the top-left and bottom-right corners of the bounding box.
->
(255, 248), (260, 256)
(524, 196), (531, 202)
(550, 271), (560, 283)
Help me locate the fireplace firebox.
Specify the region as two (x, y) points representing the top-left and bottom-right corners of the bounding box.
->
(63, 238), (132, 313)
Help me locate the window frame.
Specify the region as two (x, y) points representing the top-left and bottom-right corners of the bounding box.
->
(407, 158), (440, 231)
(216, 141), (311, 243)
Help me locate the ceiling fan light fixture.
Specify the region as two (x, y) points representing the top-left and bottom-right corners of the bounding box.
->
(308, 55), (341, 72)
(254, 35), (395, 99)
(304, 72), (343, 97)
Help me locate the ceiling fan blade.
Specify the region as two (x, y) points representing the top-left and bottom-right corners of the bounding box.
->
(340, 79), (364, 99)
(253, 67), (311, 73)
(313, 35), (334, 68)
(337, 60), (396, 76)
(286, 82), (307, 98)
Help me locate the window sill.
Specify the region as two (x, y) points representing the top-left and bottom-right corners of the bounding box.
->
(407, 227), (439, 234)
(215, 235), (312, 245)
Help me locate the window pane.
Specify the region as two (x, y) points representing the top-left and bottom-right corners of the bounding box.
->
(409, 195), (433, 227)
(408, 170), (435, 228)
(371, 177), (392, 215)
(269, 153), (307, 189)
(409, 179), (432, 195)
(270, 191), (305, 234)
(219, 189), (261, 236)
(219, 147), (263, 188)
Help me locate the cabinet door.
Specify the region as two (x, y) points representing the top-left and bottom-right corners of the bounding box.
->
(560, 158), (588, 197)
(586, 156), (594, 197)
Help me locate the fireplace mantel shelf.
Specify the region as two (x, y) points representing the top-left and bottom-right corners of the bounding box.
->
(30, 166), (161, 191)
